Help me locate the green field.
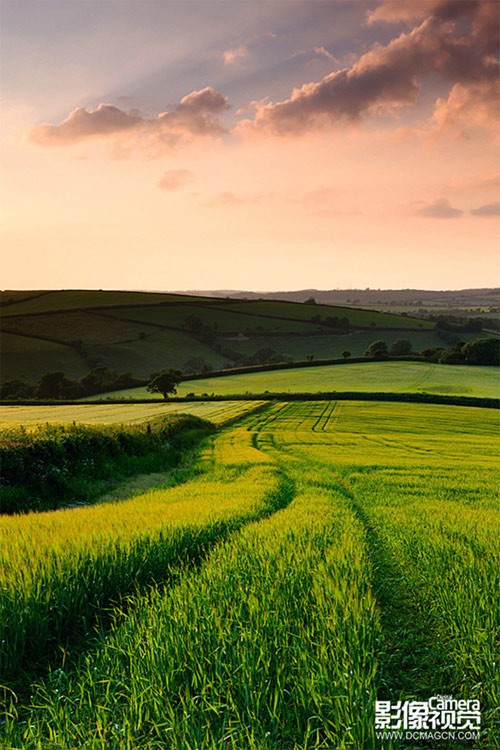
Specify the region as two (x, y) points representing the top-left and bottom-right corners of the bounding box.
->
(102, 360), (500, 400)
(225, 328), (469, 361)
(222, 300), (434, 329)
(0, 400), (265, 428)
(0, 290), (216, 316)
(104, 304), (323, 333)
(0, 332), (88, 383)
(1, 400), (497, 748)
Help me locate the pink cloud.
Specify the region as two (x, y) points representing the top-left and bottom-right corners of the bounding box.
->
(223, 45), (249, 65)
(470, 201), (500, 217)
(30, 104), (142, 145)
(415, 198), (463, 218)
(31, 87), (229, 148)
(431, 80), (500, 137)
(240, 0), (498, 136)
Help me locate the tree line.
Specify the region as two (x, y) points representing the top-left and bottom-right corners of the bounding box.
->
(1, 338), (497, 401)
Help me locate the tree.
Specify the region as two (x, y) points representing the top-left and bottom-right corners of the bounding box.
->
(462, 337), (500, 366)
(390, 339), (413, 356)
(342, 350), (351, 359)
(439, 343), (466, 364)
(36, 371), (67, 399)
(1, 379), (35, 399)
(364, 340), (388, 358)
(79, 367), (117, 396)
(146, 369), (182, 400)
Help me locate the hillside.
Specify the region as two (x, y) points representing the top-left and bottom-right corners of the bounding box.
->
(0, 289), (451, 385)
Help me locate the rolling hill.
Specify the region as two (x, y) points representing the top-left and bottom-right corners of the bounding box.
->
(0, 288), (483, 386)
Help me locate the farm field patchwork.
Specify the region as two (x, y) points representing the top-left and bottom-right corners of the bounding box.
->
(2, 290), (447, 386)
(222, 300), (434, 329)
(1, 400), (498, 748)
(0, 290), (216, 317)
(102, 360), (500, 400)
(104, 304), (323, 333)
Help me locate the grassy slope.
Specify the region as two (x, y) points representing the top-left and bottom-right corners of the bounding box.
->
(223, 300), (434, 329)
(85, 328), (231, 376)
(225, 329), (464, 360)
(0, 332), (88, 382)
(0, 290), (216, 316)
(2, 311), (149, 344)
(103, 361), (500, 400)
(104, 304), (322, 332)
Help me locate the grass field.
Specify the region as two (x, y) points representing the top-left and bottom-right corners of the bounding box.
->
(223, 300), (434, 329)
(1, 400), (497, 748)
(0, 400), (265, 428)
(102, 360), (500, 400)
(84, 327), (232, 376)
(0, 290), (216, 316)
(0, 332), (88, 383)
(104, 304), (323, 333)
(225, 328), (470, 361)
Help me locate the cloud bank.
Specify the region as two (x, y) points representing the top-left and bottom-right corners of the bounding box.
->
(30, 1), (498, 151)
(242, 0), (498, 135)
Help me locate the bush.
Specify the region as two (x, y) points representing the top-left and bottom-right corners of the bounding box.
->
(0, 415), (214, 514)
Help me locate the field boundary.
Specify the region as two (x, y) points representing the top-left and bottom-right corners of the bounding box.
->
(2, 391), (498, 408)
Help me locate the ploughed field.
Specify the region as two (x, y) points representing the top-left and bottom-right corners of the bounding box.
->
(1, 400), (498, 749)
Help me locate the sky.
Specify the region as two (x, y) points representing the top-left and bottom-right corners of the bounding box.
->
(1, 0), (499, 292)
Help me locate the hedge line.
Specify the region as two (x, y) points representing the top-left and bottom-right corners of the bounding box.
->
(0, 414), (214, 515)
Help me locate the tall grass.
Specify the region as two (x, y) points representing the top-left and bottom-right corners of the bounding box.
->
(0, 418), (289, 688)
(4, 474), (379, 749)
(1, 400), (497, 748)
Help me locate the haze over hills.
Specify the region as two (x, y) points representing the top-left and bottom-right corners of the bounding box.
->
(175, 288), (500, 311)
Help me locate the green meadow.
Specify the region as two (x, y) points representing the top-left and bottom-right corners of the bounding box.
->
(103, 360), (500, 400)
(1, 400), (497, 749)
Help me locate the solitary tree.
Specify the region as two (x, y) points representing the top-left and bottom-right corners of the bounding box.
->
(146, 369), (182, 400)
(342, 350), (351, 359)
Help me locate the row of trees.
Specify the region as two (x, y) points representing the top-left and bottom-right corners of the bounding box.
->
(362, 337), (499, 365)
(1, 367), (143, 401)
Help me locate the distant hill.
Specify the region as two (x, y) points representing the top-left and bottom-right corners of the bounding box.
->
(177, 287), (500, 311)
(0, 288), (491, 386)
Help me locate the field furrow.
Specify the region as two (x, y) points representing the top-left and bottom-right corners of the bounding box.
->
(0, 417), (292, 690)
(3, 467), (378, 750)
(1, 398), (497, 749)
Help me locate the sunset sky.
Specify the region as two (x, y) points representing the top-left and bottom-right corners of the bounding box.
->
(2, 0), (499, 292)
